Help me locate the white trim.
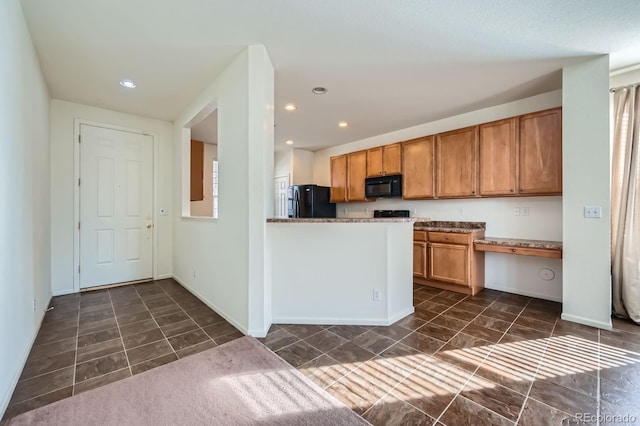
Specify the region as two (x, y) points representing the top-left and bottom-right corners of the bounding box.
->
(73, 119), (159, 293)
(273, 307), (415, 327)
(610, 63), (640, 76)
(561, 313), (612, 330)
(52, 288), (76, 297)
(0, 299), (49, 417)
(181, 216), (219, 222)
(172, 275), (248, 336)
(485, 282), (562, 303)
(247, 325), (271, 338)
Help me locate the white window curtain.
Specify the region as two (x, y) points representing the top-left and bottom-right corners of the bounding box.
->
(612, 84), (640, 323)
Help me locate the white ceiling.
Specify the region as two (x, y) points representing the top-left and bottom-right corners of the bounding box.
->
(20, 0), (640, 152)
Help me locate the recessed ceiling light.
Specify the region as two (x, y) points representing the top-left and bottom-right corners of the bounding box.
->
(285, 140), (294, 145)
(119, 79), (136, 89)
(312, 87), (327, 95)
(338, 121), (349, 128)
(284, 103), (297, 111)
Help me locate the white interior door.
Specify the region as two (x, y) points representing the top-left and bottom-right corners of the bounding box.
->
(80, 124), (153, 288)
(274, 175), (289, 218)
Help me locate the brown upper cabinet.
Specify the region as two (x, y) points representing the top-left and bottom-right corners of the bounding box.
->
(329, 107), (561, 202)
(518, 108), (562, 194)
(402, 136), (435, 199)
(479, 118), (518, 196)
(330, 154), (348, 203)
(367, 143), (402, 177)
(436, 126), (478, 198)
(347, 150), (368, 201)
(190, 140), (204, 201)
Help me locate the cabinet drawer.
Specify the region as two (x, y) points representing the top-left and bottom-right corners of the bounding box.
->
(413, 231), (428, 242)
(428, 232), (469, 245)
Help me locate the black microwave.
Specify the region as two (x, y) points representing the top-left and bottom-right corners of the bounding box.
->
(365, 174), (402, 198)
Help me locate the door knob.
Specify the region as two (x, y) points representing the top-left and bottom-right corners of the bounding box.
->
(146, 223), (154, 229)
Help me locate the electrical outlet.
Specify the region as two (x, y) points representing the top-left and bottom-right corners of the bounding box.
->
(458, 207), (464, 215)
(193, 269), (196, 278)
(513, 207), (520, 216)
(33, 299), (36, 312)
(584, 206), (602, 219)
(373, 289), (381, 301)
(522, 207), (529, 216)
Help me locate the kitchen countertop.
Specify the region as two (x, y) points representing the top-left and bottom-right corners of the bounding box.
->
(267, 217), (431, 223)
(474, 237), (563, 250)
(414, 221), (486, 233)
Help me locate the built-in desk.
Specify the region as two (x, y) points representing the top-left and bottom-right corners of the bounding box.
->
(474, 237), (563, 259)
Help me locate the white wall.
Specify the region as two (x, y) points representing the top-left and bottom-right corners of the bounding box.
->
(292, 149), (314, 185)
(562, 56), (612, 329)
(190, 142), (218, 217)
(610, 67), (640, 88)
(0, 0), (51, 416)
(270, 222), (413, 324)
(50, 100), (174, 295)
(173, 46), (274, 336)
(313, 91), (564, 301)
(273, 148), (314, 186)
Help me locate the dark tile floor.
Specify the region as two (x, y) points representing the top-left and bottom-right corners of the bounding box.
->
(3, 279), (243, 420)
(261, 285), (640, 426)
(5, 280), (640, 425)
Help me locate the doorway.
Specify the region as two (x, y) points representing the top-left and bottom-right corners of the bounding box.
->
(79, 124), (154, 289)
(274, 175), (289, 218)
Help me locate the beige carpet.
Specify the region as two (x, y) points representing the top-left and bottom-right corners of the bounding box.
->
(6, 337), (369, 425)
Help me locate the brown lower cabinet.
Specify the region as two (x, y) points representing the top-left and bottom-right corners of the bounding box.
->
(413, 229), (485, 295)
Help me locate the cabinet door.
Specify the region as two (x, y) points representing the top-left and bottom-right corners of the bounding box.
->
(428, 243), (468, 285)
(330, 155), (348, 203)
(519, 108), (562, 194)
(383, 143), (402, 175)
(347, 150), (368, 201)
(479, 118), (517, 196)
(413, 242), (428, 278)
(402, 136), (435, 199)
(190, 140), (204, 201)
(436, 127), (478, 198)
(366, 147), (383, 177)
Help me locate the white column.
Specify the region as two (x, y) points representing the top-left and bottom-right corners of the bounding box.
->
(561, 55), (612, 329)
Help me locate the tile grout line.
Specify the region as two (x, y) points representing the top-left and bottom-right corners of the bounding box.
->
(71, 298), (81, 397)
(153, 283), (228, 347)
(107, 290), (134, 378)
(358, 292), (489, 420)
(133, 286), (181, 363)
(430, 296), (534, 425)
(513, 314), (561, 424)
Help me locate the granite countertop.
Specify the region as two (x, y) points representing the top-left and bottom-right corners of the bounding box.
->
(414, 221), (486, 233)
(474, 237), (563, 250)
(267, 217), (431, 223)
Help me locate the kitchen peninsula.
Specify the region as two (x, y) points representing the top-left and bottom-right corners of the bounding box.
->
(267, 217), (426, 325)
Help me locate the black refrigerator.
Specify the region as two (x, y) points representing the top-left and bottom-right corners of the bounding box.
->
(287, 185), (336, 218)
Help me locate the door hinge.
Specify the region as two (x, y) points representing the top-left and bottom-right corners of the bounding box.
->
(78, 222), (80, 230)
(78, 178), (80, 186)
(78, 265), (80, 273)
(78, 134), (81, 143)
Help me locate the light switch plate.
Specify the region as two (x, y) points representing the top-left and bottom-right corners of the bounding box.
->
(584, 206), (601, 219)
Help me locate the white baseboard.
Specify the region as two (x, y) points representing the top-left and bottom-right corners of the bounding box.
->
(247, 324), (271, 338)
(171, 275), (249, 336)
(154, 274), (172, 280)
(561, 313), (612, 330)
(52, 288), (76, 297)
(485, 283), (562, 303)
(273, 307), (415, 327)
(1, 298), (50, 418)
